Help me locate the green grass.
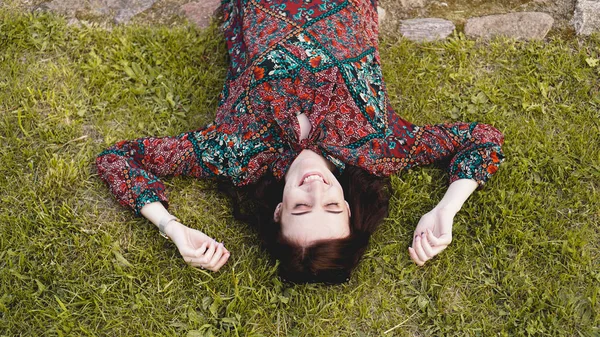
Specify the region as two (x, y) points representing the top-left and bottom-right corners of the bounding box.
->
(1, 10), (599, 337)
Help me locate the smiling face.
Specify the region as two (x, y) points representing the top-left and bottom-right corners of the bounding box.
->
(274, 150), (351, 246)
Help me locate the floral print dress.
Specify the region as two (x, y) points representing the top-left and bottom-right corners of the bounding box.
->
(96, 0), (505, 215)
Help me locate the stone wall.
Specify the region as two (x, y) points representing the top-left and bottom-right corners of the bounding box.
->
(378, 0), (599, 41)
(3, 0), (600, 41)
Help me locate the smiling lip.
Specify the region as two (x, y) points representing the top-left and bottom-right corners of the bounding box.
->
(299, 172), (328, 186)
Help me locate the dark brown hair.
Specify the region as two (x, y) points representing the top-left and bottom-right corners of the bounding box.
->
(220, 166), (391, 284)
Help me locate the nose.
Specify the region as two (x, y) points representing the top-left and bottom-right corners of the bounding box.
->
(304, 179), (329, 192)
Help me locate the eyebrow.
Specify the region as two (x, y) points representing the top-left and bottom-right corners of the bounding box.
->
(291, 210), (344, 216)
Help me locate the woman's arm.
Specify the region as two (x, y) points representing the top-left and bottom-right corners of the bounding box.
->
(96, 131), (210, 215)
(141, 202), (230, 272)
(398, 122), (504, 265)
(383, 122), (504, 265)
(408, 178), (477, 266)
(96, 126), (239, 271)
(406, 122), (504, 186)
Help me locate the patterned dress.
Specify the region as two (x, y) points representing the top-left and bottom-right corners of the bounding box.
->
(96, 0), (505, 215)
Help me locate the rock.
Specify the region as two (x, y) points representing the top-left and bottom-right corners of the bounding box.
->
(377, 6), (386, 25)
(464, 12), (554, 40)
(400, 0), (428, 9)
(571, 0), (600, 35)
(400, 18), (455, 42)
(114, 0), (158, 24)
(37, 0), (158, 24)
(180, 0), (221, 29)
(67, 17), (81, 27)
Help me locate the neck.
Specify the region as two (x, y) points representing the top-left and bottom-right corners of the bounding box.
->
(297, 114), (312, 140)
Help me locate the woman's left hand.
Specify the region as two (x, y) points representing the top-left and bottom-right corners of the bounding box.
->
(165, 221), (231, 272)
(408, 207), (455, 266)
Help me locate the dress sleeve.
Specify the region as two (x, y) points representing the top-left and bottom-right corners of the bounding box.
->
(405, 122), (505, 187)
(96, 124), (255, 215)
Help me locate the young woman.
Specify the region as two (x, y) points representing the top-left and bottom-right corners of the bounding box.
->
(97, 0), (504, 283)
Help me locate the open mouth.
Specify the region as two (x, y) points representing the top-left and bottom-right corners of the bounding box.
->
(299, 172), (328, 186)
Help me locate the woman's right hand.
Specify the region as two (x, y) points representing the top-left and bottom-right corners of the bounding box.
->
(164, 221), (230, 272)
(408, 207), (454, 266)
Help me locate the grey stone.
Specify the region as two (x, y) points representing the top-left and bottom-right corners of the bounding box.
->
(400, 18), (455, 42)
(400, 0), (428, 9)
(180, 0), (221, 29)
(571, 0), (600, 35)
(37, 0), (157, 24)
(114, 0), (158, 24)
(67, 17), (81, 27)
(464, 12), (554, 40)
(377, 6), (386, 25)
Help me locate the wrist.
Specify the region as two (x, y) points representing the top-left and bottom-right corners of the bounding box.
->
(433, 179), (478, 215)
(158, 214), (180, 240)
(163, 219), (182, 238)
(432, 204), (460, 216)
(431, 206), (460, 219)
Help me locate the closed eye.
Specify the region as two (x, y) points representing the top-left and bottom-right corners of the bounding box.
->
(290, 203), (344, 215)
(291, 203), (310, 215)
(325, 203), (343, 214)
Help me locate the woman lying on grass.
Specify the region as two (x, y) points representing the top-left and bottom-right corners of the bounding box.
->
(97, 0), (504, 283)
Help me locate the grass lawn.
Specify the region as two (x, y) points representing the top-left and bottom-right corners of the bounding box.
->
(1, 9), (599, 337)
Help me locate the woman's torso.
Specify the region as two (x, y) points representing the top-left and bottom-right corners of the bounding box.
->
(211, 0), (417, 184)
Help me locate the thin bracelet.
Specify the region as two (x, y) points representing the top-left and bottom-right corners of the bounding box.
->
(158, 214), (179, 240)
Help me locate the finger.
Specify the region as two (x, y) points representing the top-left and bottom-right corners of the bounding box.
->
(412, 230), (425, 247)
(206, 243), (225, 269)
(426, 229), (452, 246)
(184, 254), (216, 269)
(414, 236), (429, 262)
(179, 241), (207, 260)
(430, 245), (448, 256)
(183, 253), (204, 267)
(420, 233), (435, 258)
(177, 238), (203, 257)
(408, 247), (424, 266)
(195, 242), (208, 257)
(189, 241), (214, 267)
(203, 240), (217, 260)
(425, 230), (450, 256)
(211, 251), (230, 272)
(409, 247), (425, 266)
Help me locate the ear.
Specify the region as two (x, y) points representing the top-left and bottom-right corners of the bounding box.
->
(273, 203), (283, 222)
(345, 200), (351, 218)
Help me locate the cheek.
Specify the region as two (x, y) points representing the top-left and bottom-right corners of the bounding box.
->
(335, 186), (346, 200)
(281, 187), (296, 206)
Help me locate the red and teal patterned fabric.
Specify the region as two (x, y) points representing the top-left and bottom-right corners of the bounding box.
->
(96, 0), (505, 214)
